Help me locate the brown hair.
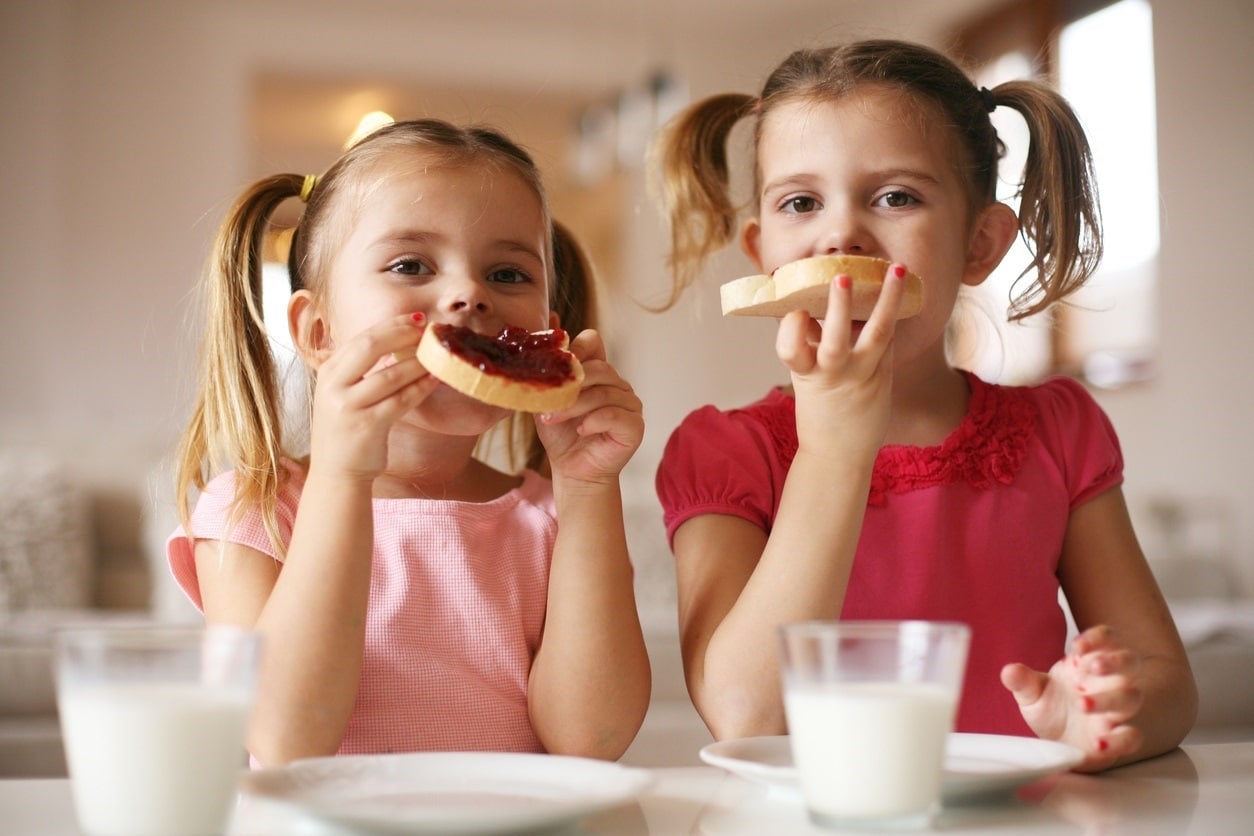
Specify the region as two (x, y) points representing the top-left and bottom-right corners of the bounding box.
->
(651, 38), (1102, 320)
(175, 118), (597, 556)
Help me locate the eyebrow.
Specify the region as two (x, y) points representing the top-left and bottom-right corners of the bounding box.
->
(371, 229), (544, 262)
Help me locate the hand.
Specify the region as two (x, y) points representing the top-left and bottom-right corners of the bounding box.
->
(775, 263), (906, 463)
(1001, 625), (1146, 772)
(535, 328), (643, 487)
(306, 313), (437, 483)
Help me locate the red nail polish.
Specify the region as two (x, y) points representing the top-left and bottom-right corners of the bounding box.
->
(1083, 695), (1095, 712)
(892, 264), (906, 278)
(1098, 738), (1110, 752)
(411, 312), (426, 323)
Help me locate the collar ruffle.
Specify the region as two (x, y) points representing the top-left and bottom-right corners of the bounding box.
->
(756, 372), (1038, 507)
(867, 372), (1037, 505)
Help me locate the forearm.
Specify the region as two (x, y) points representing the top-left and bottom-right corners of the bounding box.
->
(691, 450), (873, 739)
(529, 479), (650, 760)
(248, 471), (375, 764)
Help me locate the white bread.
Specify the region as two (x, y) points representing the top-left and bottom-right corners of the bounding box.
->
(417, 323), (584, 413)
(720, 255), (924, 320)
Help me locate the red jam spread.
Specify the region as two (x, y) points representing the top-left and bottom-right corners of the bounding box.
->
(434, 323), (575, 385)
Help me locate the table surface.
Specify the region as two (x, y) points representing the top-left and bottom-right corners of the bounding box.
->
(2, 741), (1251, 835)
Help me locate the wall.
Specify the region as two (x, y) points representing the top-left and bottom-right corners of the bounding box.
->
(1, 0), (1252, 615)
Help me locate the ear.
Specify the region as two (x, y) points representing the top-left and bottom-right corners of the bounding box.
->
(962, 202), (1019, 287)
(739, 218), (764, 271)
(288, 289), (334, 370)
(548, 310), (562, 331)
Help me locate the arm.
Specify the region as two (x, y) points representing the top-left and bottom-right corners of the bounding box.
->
(675, 270), (904, 740)
(194, 472), (375, 764)
(1001, 485), (1198, 771)
(197, 312), (434, 765)
(526, 329), (651, 760)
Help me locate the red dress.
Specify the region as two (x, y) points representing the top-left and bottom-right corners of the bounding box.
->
(656, 372), (1123, 736)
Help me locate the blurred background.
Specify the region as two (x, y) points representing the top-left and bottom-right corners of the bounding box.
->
(3, 0), (1253, 770)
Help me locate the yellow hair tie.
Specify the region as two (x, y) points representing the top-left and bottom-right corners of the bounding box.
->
(299, 174), (318, 203)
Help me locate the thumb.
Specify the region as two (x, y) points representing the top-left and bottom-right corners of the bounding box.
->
(1000, 662), (1047, 707)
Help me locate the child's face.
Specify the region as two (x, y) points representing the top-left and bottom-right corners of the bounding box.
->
(326, 160), (552, 349)
(744, 86), (999, 363)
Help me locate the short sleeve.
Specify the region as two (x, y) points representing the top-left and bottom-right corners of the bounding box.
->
(165, 465), (301, 610)
(655, 402), (787, 547)
(1031, 376), (1124, 509)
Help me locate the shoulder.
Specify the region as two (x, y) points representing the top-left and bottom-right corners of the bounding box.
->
(664, 388), (795, 457)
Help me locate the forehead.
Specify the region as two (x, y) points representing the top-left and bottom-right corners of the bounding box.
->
(758, 86), (959, 179)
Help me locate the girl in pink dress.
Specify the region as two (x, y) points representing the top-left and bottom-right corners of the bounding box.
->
(650, 39), (1195, 772)
(169, 120), (649, 765)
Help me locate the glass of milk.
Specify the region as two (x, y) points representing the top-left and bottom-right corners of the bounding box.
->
(779, 620), (970, 830)
(55, 625), (262, 836)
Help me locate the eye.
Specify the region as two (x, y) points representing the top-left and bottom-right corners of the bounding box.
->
(388, 258), (433, 276)
(780, 195), (821, 215)
(487, 268), (532, 285)
(874, 190), (917, 209)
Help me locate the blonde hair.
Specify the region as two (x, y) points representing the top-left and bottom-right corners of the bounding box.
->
(651, 38), (1102, 321)
(175, 119), (598, 556)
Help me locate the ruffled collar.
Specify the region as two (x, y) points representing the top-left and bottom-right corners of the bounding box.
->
(760, 371), (1038, 506)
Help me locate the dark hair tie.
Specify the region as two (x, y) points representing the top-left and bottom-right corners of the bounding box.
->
(979, 86), (997, 114)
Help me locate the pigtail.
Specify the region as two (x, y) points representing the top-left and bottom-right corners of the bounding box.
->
(175, 173), (305, 557)
(991, 80), (1104, 321)
(650, 93), (757, 310)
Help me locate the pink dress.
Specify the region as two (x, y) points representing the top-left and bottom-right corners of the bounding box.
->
(656, 372), (1123, 736)
(167, 463), (555, 756)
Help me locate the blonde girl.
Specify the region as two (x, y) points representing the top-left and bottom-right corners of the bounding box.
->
(651, 39), (1195, 772)
(169, 119), (650, 765)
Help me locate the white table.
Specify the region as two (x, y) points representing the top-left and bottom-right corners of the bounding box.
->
(2, 742), (1250, 834)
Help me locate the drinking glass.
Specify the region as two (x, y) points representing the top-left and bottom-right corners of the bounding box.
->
(779, 620), (970, 830)
(55, 625), (262, 836)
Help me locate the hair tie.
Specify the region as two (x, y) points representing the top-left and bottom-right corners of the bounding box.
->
(299, 174), (318, 203)
(979, 86), (997, 114)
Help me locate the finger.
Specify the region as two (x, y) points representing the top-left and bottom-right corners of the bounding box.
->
(324, 313), (427, 385)
(855, 263), (906, 348)
(814, 275), (854, 366)
(567, 328), (607, 364)
(776, 309), (818, 373)
(1000, 662), (1048, 706)
(1077, 680), (1143, 723)
(1070, 624), (1119, 655)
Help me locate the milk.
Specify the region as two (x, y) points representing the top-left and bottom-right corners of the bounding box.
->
(59, 683), (251, 836)
(785, 681), (956, 823)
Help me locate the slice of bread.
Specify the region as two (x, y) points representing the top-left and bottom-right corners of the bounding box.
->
(417, 323), (584, 413)
(721, 255), (923, 320)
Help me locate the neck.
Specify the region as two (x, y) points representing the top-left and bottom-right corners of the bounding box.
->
(884, 356), (971, 448)
(372, 428), (518, 501)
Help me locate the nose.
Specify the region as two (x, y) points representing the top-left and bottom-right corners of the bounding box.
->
(439, 272), (492, 319)
(815, 209), (869, 257)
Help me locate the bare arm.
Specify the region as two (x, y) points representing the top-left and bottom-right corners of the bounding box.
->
(526, 329), (651, 759)
(675, 270), (904, 740)
(1002, 485), (1198, 771)
(195, 472), (375, 765)
(195, 311), (432, 765)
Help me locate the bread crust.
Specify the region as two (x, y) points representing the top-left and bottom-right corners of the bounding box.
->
(720, 255), (923, 320)
(417, 324), (584, 413)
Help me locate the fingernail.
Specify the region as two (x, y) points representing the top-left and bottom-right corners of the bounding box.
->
(411, 312), (426, 324)
(892, 264), (906, 278)
(1098, 738), (1110, 753)
(1083, 695), (1095, 712)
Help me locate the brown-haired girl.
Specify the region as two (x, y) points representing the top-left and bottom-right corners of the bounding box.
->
(651, 39), (1194, 771)
(168, 119), (649, 765)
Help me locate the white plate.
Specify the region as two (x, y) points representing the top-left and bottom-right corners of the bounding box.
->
(700, 733), (1083, 804)
(240, 751), (653, 834)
